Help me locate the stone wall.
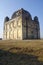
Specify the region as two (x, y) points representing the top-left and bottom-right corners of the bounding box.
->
(3, 16), (22, 40)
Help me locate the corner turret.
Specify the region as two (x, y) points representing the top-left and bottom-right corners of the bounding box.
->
(4, 16), (9, 23)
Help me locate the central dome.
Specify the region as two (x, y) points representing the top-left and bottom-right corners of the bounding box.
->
(11, 8), (32, 20)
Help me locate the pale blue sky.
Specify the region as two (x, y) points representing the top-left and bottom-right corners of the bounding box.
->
(0, 0), (43, 38)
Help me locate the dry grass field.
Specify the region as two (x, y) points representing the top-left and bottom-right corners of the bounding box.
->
(0, 40), (43, 65)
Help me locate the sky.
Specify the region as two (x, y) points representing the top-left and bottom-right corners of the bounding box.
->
(0, 0), (43, 38)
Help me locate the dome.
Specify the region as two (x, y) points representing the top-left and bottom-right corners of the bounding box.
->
(28, 12), (32, 20)
(11, 12), (16, 19)
(34, 16), (39, 24)
(22, 9), (32, 20)
(34, 16), (38, 22)
(4, 16), (9, 22)
(11, 8), (32, 20)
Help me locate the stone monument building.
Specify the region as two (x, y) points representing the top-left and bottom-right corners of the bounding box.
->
(3, 8), (40, 40)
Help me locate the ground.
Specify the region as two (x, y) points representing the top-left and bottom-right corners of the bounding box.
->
(0, 40), (43, 65)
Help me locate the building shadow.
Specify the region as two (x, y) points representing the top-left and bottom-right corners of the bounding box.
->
(0, 49), (43, 65)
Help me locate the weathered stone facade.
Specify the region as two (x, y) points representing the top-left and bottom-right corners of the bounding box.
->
(3, 8), (40, 40)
